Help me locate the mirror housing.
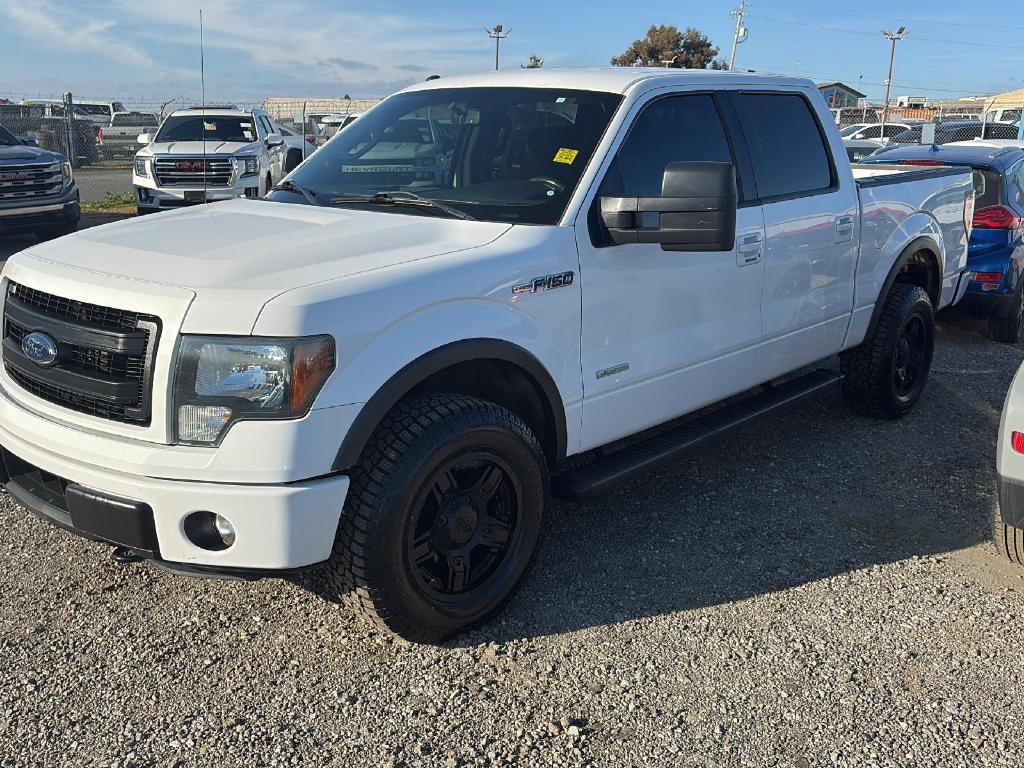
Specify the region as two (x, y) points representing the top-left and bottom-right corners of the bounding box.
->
(19, 136), (38, 147)
(136, 132), (151, 145)
(600, 161), (737, 251)
(266, 133), (285, 148)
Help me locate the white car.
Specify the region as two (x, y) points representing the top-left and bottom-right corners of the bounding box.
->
(0, 69), (973, 642)
(997, 363), (1024, 564)
(132, 107), (289, 214)
(319, 112), (362, 142)
(839, 122), (912, 143)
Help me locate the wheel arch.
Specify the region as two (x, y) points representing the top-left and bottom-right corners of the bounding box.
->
(332, 339), (568, 472)
(866, 235), (942, 339)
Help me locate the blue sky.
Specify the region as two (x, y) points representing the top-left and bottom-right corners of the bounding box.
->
(2, 0), (1022, 105)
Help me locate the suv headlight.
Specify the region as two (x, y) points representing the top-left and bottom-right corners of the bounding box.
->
(173, 336), (335, 445)
(134, 156), (149, 178)
(61, 160), (73, 185)
(237, 156), (260, 177)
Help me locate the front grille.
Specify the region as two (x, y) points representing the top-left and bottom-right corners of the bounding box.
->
(154, 157), (233, 187)
(0, 162), (63, 203)
(2, 282), (160, 425)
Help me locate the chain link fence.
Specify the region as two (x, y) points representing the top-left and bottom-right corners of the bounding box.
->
(835, 101), (1023, 162)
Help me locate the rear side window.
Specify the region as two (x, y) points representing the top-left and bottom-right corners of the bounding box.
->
(738, 93), (833, 198)
(599, 93), (736, 198)
(972, 169), (1004, 209)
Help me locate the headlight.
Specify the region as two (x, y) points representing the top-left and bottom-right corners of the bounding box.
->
(238, 156), (260, 177)
(173, 336), (335, 444)
(61, 160), (73, 185)
(134, 156), (148, 178)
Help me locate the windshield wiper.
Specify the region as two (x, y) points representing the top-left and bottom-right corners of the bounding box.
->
(272, 179), (322, 207)
(329, 191), (475, 221)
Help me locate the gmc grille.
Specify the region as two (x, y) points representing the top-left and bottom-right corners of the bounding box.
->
(0, 163), (63, 203)
(2, 282), (160, 425)
(153, 157), (233, 187)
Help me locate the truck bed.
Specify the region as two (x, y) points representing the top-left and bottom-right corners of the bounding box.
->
(851, 162), (966, 187)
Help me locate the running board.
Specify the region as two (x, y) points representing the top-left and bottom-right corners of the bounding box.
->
(553, 369), (841, 502)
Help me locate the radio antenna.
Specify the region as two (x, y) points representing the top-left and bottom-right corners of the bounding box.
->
(200, 9), (207, 194)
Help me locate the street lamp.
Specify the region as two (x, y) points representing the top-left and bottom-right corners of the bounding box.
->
(485, 24), (510, 71)
(881, 26), (907, 132)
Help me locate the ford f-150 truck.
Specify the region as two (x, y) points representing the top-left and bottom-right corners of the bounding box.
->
(0, 70), (973, 642)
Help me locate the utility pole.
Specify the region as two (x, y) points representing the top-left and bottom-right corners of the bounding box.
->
(880, 27), (907, 133)
(728, 1), (748, 71)
(485, 24), (510, 71)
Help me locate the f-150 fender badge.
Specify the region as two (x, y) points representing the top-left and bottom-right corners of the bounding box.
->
(512, 271), (575, 296)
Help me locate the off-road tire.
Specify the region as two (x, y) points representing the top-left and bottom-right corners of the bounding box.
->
(987, 286), (1024, 343)
(992, 495), (1024, 565)
(325, 393), (548, 643)
(840, 283), (934, 419)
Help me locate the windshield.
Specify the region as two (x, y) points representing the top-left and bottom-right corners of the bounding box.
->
(112, 113), (158, 127)
(156, 115), (257, 143)
(0, 125), (19, 146)
(279, 87), (622, 225)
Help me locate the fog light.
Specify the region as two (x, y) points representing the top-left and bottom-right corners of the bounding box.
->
(214, 515), (236, 547)
(183, 511), (235, 551)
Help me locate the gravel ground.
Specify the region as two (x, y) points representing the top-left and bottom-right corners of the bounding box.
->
(1, 309), (1024, 767)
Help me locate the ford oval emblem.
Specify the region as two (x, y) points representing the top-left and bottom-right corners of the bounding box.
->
(21, 331), (58, 367)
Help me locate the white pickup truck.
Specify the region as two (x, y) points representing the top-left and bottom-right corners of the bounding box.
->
(0, 70), (973, 642)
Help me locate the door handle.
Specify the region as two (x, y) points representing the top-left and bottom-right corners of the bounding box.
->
(736, 232), (763, 266)
(835, 215), (855, 242)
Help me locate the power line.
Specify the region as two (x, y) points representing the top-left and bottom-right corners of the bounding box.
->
(749, 4), (1024, 33)
(746, 14), (1024, 51)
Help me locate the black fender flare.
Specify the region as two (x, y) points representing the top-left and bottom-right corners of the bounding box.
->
(332, 339), (568, 471)
(865, 235), (942, 339)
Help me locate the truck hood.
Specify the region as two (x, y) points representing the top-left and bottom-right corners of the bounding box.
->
(0, 144), (64, 164)
(142, 140), (256, 156)
(17, 199), (512, 334)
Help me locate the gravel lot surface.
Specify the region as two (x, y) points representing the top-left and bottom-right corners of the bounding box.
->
(1, 304), (1023, 767)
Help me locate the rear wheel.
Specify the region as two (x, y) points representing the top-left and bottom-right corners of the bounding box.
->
(841, 283), (935, 419)
(324, 393), (548, 643)
(992, 497), (1024, 565)
(987, 286), (1024, 343)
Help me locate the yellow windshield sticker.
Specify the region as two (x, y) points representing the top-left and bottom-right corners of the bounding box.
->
(553, 147), (579, 165)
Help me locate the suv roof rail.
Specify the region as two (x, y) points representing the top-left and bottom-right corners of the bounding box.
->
(186, 103), (239, 111)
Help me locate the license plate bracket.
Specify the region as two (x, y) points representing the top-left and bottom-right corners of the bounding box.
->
(184, 190), (207, 203)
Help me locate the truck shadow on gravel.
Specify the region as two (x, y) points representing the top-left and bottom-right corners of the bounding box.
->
(443, 312), (1021, 645)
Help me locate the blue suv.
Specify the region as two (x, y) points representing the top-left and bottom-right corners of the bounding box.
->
(0, 123), (80, 240)
(861, 144), (1024, 342)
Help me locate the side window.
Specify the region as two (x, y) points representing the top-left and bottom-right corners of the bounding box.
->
(598, 93), (737, 199)
(860, 126), (881, 139)
(1011, 161), (1024, 205)
(737, 93), (834, 198)
(883, 125), (904, 138)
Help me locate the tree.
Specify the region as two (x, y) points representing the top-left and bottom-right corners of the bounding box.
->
(522, 54), (544, 69)
(611, 25), (726, 70)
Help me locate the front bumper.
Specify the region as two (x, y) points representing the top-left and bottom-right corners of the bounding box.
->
(133, 176), (259, 210)
(0, 395), (349, 575)
(0, 185), (80, 232)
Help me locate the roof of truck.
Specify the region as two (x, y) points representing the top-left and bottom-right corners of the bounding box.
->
(400, 67), (810, 95)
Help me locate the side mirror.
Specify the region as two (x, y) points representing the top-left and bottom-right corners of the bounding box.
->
(600, 161), (737, 251)
(266, 134), (284, 147)
(136, 132), (151, 145)
(19, 136), (38, 146)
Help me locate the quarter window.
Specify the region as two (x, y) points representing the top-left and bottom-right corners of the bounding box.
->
(738, 93), (833, 198)
(599, 94), (736, 198)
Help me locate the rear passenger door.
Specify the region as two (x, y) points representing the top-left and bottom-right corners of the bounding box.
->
(575, 91), (767, 451)
(731, 91), (859, 379)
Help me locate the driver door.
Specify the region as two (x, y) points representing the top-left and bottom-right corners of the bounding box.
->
(574, 90), (766, 451)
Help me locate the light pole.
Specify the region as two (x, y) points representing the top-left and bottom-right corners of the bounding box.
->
(728, 0), (748, 71)
(881, 27), (907, 133)
(485, 24), (510, 71)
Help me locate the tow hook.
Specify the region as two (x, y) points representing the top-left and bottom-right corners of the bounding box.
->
(111, 546), (144, 565)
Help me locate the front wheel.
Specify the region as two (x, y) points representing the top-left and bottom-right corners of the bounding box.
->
(841, 283), (935, 419)
(324, 393), (548, 643)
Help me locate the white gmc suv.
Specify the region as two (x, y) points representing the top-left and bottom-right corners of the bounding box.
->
(0, 70), (974, 642)
(132, 107), (299, 214)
